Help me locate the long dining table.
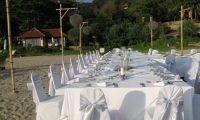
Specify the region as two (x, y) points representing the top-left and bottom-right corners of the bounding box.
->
(51, 50), (194, 120)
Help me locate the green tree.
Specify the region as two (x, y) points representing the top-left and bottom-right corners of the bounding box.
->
(178, 20), (199, 37)
(67, 27), (79, 45)
(99, 0), (116, 20)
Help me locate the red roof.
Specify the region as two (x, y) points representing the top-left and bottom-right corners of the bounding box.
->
(18, 28), (67, 39)
(122, 3), (129, 8)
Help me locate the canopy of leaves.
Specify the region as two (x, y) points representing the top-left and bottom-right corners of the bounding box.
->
(1, 0), (200, 49)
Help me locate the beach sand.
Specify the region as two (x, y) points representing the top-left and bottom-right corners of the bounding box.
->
(0, 55), (78, 120)
(0, 49), (197, 119)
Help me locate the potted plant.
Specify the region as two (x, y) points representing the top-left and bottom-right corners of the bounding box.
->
(0, 50), (8, 70)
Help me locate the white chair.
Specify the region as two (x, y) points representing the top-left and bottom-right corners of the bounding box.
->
(31, 72), (64, 120)
(152, 50), (159, 55)
(78, 55), (94, 73)
(89, 51), (97, 64)
(193, 93), (200, 120)
(148, 48), (152, 55)
(70, 58), (81, 77)
(165, 54), (176, 74)
(184, 61), (199, 90)
(27, 83), (37, 112)
(81, 54), (94, 68)
(49, 64), (72, 96)
(96, 50), (101, 60)
(61, 61), (75, 83)
(190, 49), (198, 55)
(80, 87), (111, 120)
(63, 61), (88, 82)
(86, 52), (95, 65)
(171, 49), (177, 55)
(70, 58), (89, 78)
(144, 85), (184, 120)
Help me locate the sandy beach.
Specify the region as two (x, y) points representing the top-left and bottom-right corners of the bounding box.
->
(0, 49), (198, 120)
(0, 55), (78, 120)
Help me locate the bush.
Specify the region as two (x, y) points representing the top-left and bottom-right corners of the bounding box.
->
(12, 45), (26, 55)
(0, 50), (8, 67)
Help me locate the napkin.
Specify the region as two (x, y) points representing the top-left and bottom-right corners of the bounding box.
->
(75, 77), (87, 83)
(153, 81), (165, 86)
(67, 80), (74, 84)
(96, 81), (108, 87)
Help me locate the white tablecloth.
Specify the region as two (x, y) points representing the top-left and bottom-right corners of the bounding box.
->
(44, 51), (195, 120)
(60, 84), (193, 120)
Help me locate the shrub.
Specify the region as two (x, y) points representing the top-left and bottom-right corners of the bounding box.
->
(0, 50), (8, 67)
(12, 45), (26, 55)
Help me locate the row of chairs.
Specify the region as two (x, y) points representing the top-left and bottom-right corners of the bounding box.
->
(148, 48), (198, 56)
(27, 50), (103, 119)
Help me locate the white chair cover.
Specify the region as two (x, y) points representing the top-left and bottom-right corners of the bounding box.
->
(185, 61), (199, 89)
(85, 52), (93, 65)
(89, 51), (96, 64)
(193, 94), (200, 120)
(165, 54), (176, 74)
(81, 54), (90, 68)
(190, 49), (197, 55)
(70, 58), (80, 77)
(96, 50), (101, 60)
(148, 48), (152, 55)
(31, 72), (64, 120)
(62, 61), (73, 83)
(171, 49), (177, 55)
(27, 82), (37, 112)
(192, 53), (200, 62)
(78, 55), (94, 73)
(49, 64), (62, 96)
(80, 87), (111, 120)
(145, 85), (184, 120)
(153, 85), (183, 120)
(152, 50), (159, 55)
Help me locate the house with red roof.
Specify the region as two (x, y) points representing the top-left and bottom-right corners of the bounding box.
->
(18, 28), (67, 48)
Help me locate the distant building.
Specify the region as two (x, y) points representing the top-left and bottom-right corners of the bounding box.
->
(122, 3), (129, 9)
(18, 28), (67, 48)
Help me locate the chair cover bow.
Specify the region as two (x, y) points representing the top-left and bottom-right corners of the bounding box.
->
(155, 85), (183, 120)
(157, 98), (181, 120)
(80, 91), (107, 120)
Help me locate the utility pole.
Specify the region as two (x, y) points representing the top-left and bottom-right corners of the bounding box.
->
(79, 22), (88, 54)
(6, 0), (15, 93)
(56, 3), (77, 61)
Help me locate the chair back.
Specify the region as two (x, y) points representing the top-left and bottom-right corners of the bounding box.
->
(62, 61), (72, 82)
(192, 53), (200, 62)
(86, 52), (92, 64)
(190, 49), (197, 55)
(31, 72), (48, 102)
(70, 58), (80, 75)
(171, 49), (177, 54)
(96, 50), (101, 59)
(185, 61), (199, 88)
(81, 54), (88, 68)
(148, 48), (152, 55)
(153, 85), (183, 120)
(152, 50), (159, 55)
(50, 64), (62, 89)
(165, 54), (175, 71)
(80, 87), (111, 120)
(89, 51), (95, 63)
(78, 55), (85, 72)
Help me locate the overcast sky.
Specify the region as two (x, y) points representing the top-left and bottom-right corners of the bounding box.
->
(83, 0), (93, 3)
